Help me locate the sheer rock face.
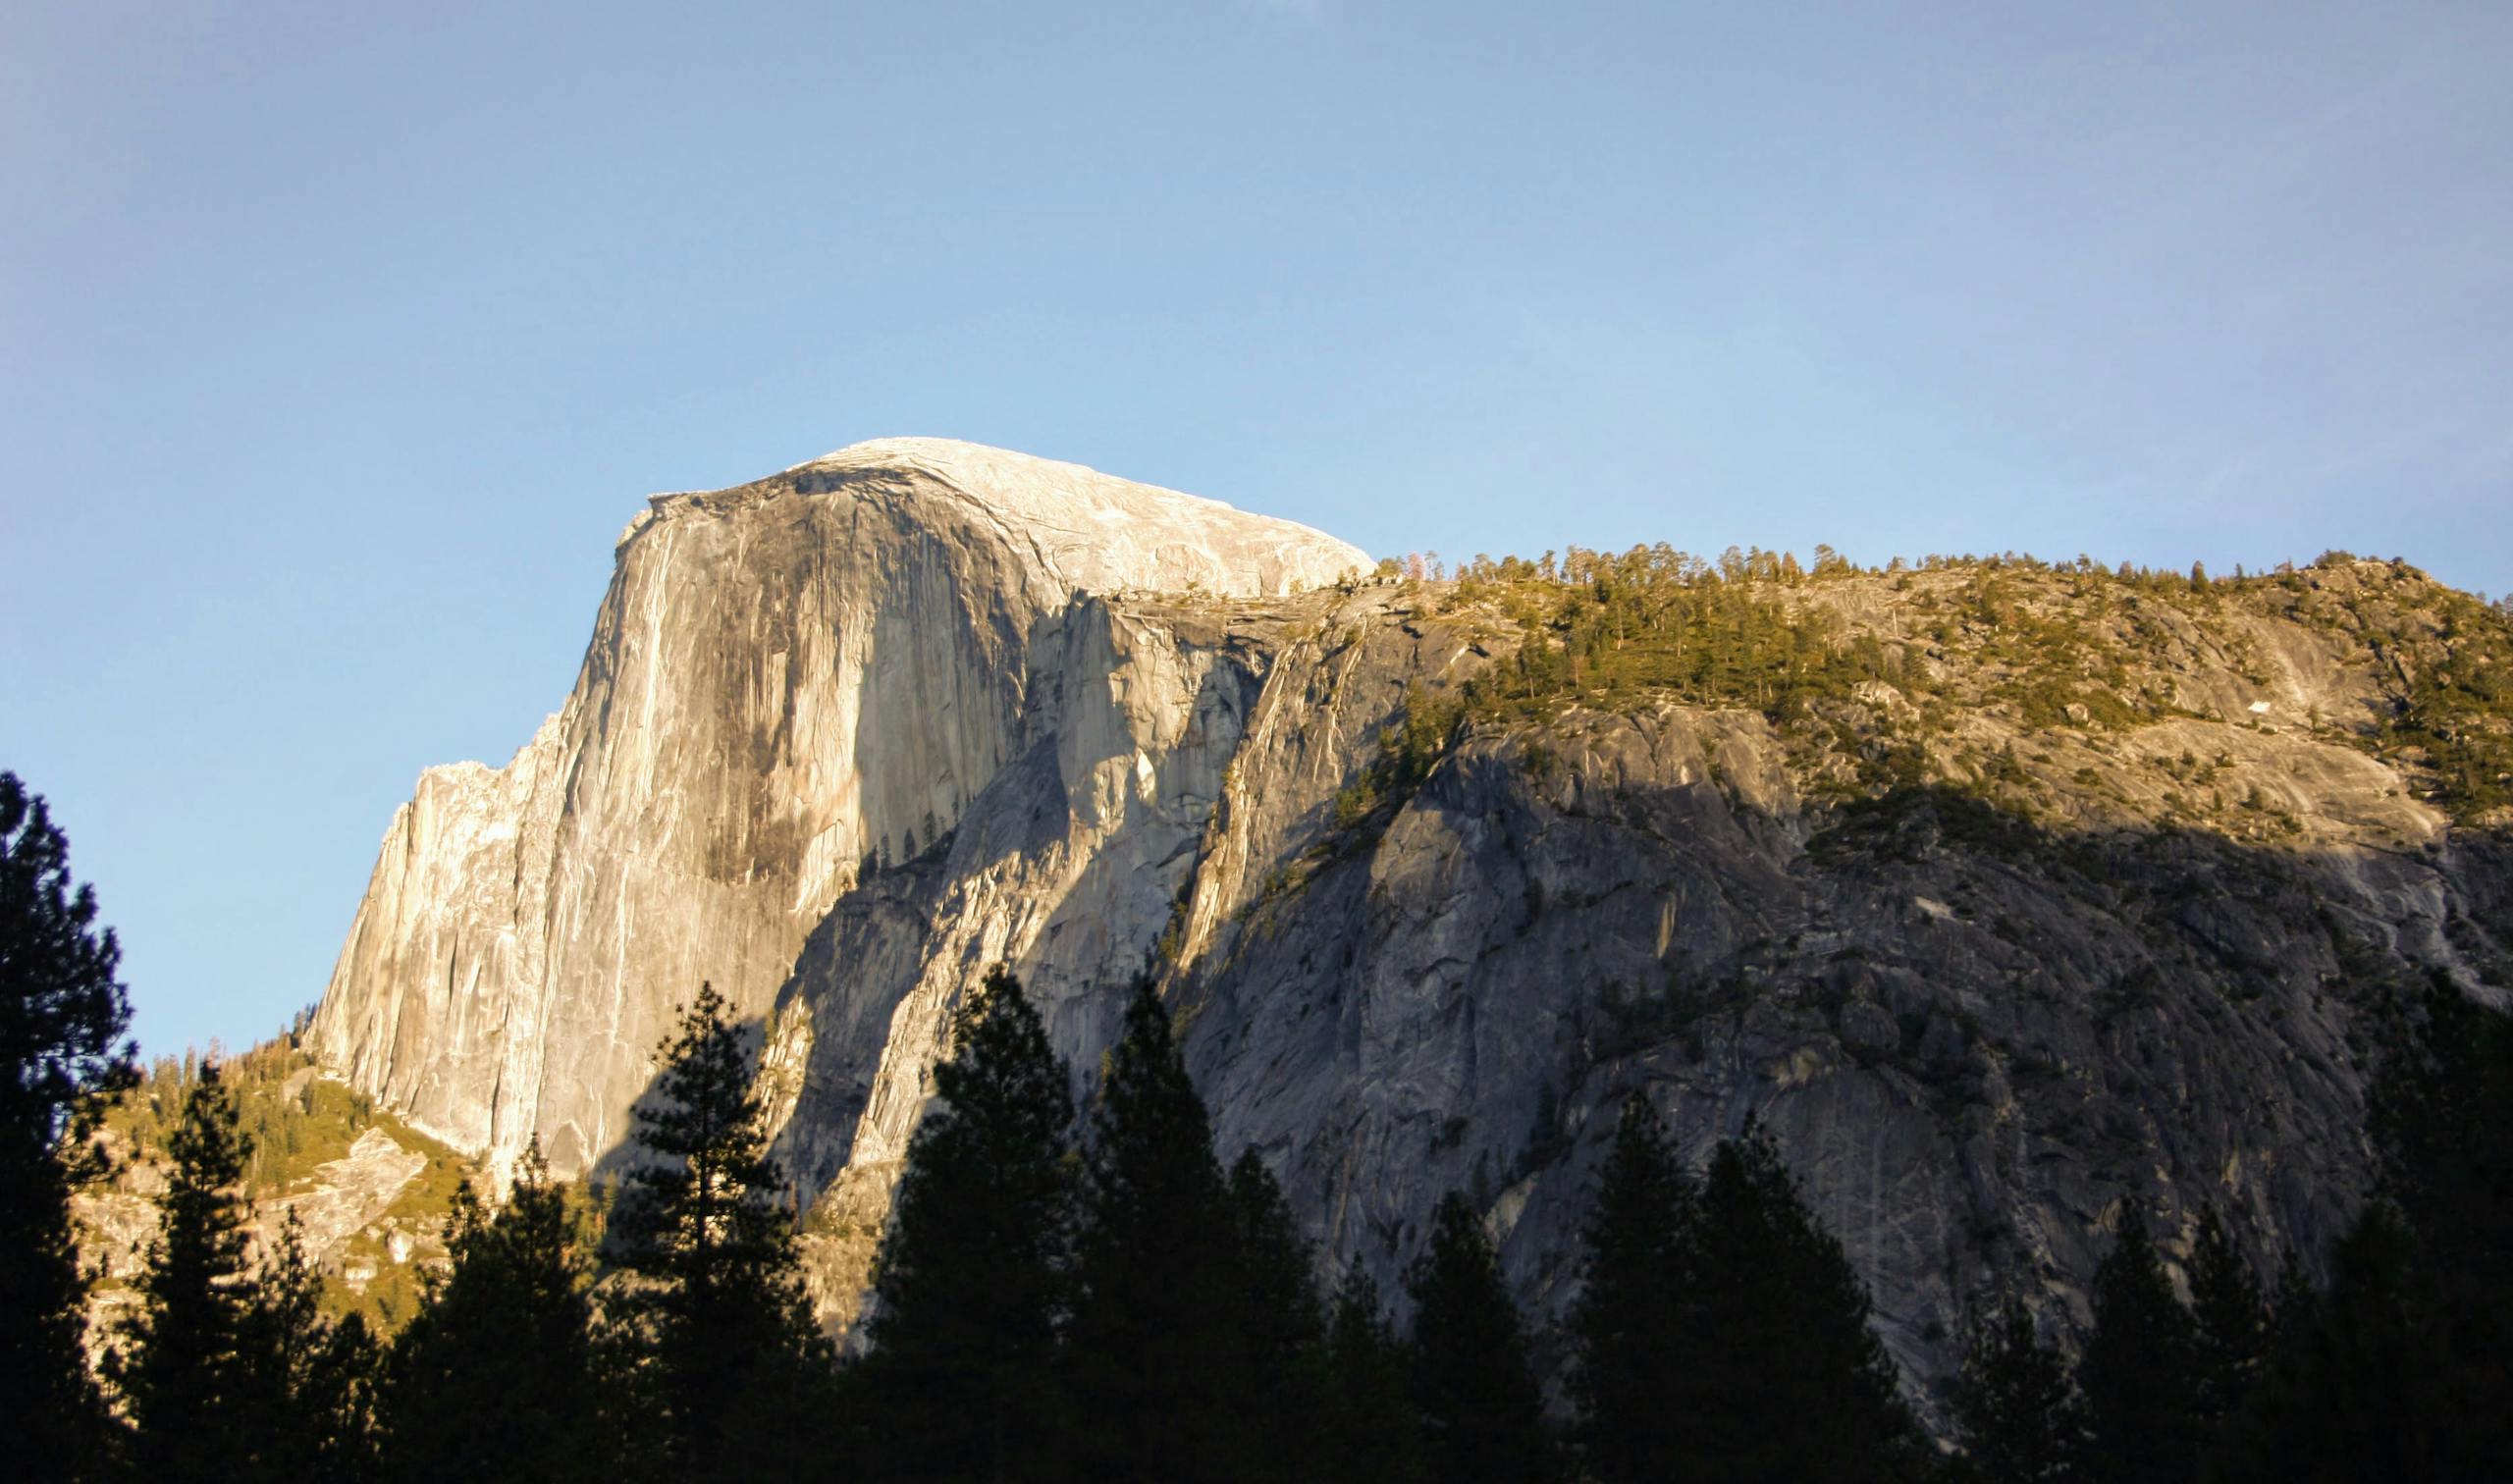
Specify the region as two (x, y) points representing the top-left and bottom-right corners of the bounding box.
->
(309, 440), (1367, 1180)
(314, 443), (2513, 1409)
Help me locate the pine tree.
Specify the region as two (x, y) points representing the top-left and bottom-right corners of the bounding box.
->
(1318, 1267), (1421, 1484)
(1664, 1127), (1922, 1481)
(609, 982), (833, 1484)
(1064, 978), (1256, 1482)
(1569, 1095), (1692, 1484)
(0, 772), (134, 1480)
(105, 1066), (263, 1481)
(2214, 988), (2513, 1483)
(863, 966), (1078, 1483)
(2185, 1209), (2265, 1437)
(384, 1139), (603, 1483)
(245, 1211), (380, 1484)
(2211, 1206), (2429, 1483)
(1224, 1148), (1328, 1482)
(2077, 1211), (2202, 1484)
(1952, 1296), (2083, 1482)
(1406, 1192), (1556, 1484)
(2366, 981), (2513, 1478)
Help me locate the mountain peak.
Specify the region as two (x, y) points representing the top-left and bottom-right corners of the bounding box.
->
(782, 437), (1372, 599)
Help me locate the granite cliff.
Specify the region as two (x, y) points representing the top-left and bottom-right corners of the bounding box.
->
(310, 439), (2513, 1409)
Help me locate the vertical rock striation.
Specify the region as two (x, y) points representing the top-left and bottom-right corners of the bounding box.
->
(310, 439), (1367, 1180)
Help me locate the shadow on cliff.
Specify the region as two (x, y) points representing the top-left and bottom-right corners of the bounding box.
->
(1130, 739), (2513, 1381)
(569, 687), (2513, 1401)
(737, 617), (1273, 1208)
(582, 1010), (784, 1200)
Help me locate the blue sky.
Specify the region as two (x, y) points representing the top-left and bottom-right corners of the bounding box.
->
(5, 1), (2508, 1055)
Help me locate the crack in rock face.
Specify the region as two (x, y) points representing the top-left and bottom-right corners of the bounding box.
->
(309, 441), (2513, 1420)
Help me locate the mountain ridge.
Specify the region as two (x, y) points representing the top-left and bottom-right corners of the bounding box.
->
(304, 441), (2513, 1414)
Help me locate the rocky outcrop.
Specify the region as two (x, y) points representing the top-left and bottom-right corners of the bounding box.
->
(310, 440), (1367, 1183)
(75, 1102), (435, 1346)
(312, 442), (2513, 1414)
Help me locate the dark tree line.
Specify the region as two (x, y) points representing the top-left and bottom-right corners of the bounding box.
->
(851, 972), (1923, 1484)
(1949, 978), (2513, 1484)
(13, 765), (2513, 1482)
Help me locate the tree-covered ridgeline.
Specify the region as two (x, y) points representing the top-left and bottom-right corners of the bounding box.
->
(1335, 547), (2513, 827)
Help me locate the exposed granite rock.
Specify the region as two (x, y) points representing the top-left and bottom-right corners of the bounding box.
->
(310, 440), (1367, 1184)
(311, 444), (2513, 1420)
(75, 1110), (431, 1347)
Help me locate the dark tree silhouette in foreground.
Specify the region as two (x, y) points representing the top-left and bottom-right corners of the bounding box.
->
(246, 1210), (381, 1484)
(609, 982), (832, 1484)
(2077, 1212), (2201, 1484)
(0, 772), (134, 1479)
(863, 966), (1077, 1483)
(1661, 1126), (1923, 1482)
(1952, 1296), (2083, 1482)
(1223, 1147), (1329, 1483)
(385, 1139), (601, 1483)
(1318, 1266), (1421, 1484)
(1063, 978), (1263, 1482)
(1569, 1095), (1692, 1484)
(106, 1068), (264, 1481)
(1407, 1192), (1556, 1484)
(2219, 985), (2513, 1482)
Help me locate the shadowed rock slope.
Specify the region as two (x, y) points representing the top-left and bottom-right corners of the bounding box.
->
(311, 446), (2513, 1413)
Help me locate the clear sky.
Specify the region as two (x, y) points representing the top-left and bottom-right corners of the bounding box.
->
(5, 1), (2508, 1056)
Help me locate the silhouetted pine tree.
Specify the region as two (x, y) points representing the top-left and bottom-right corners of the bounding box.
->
(2078, 1212), (2202, 1484)
(2185, 1209), (2265, 1439)
(1406, 1192), (1556, 1484)
(1569, 1095), (1692, 1484)
(384, 1140), (602, 1483)
(1064, 978), (1256, 1482)
(863, 966), (1077, 1483)
(105, 1066), (263, 1481)
(2365, 981), (2513, 1478)
(1224, 1148), (1328, 1482)
(2215, 987), (2513, 1483)
(1952, 1296), (2082, 1483)
(245, 1211), (380, 1484)
(1665, 1126), (1922, 1481)
(609, 982), (833, 1484)
(0, 772), (134, 1481)
(1318, 1267), (1421, 1484)
(2210, 1206), (2427, 1484)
